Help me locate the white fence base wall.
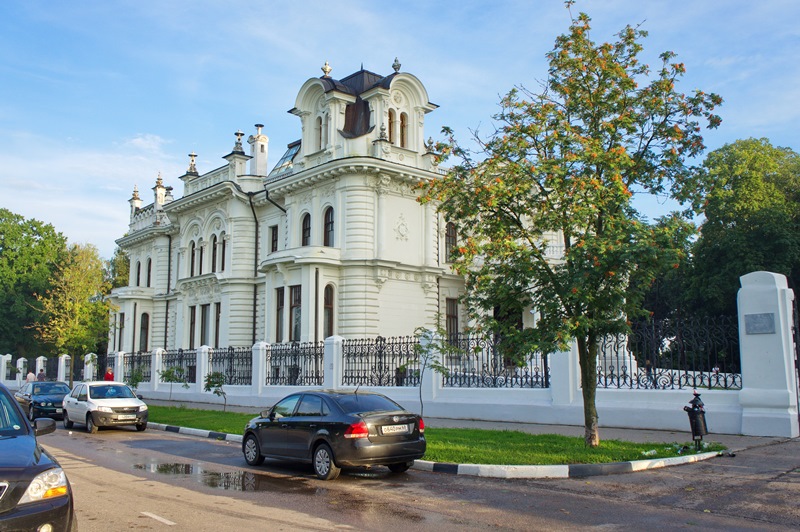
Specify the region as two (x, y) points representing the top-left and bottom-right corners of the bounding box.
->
(1, 271), (798, 438)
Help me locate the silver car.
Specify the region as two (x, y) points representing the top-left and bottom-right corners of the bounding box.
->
(62, 381), (148, 433)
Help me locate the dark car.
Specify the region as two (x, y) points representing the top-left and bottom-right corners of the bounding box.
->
(14, 381), (71, 421)
(242, 389), (426, 480)
(0, 382), (76, 531)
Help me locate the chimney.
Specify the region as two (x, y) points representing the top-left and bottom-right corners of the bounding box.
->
(248, 123), (269, 176)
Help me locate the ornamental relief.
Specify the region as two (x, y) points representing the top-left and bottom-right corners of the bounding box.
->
(394, 213), (409, 241)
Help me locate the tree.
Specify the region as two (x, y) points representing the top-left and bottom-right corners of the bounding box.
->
(34, 243), (112, 385)
(106, 246), (130, 289)
(419, 2), (721, 446)
(204, 371), (227, 412)
(159, 366), (189, 400)
(688, 138), (800, 316)
(0, 208), (67, 356)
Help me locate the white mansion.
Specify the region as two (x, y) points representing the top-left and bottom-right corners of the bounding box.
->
(107, 60), (465, 353)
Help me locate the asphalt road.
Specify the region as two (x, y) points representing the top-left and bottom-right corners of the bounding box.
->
(40, 425), (799, 531)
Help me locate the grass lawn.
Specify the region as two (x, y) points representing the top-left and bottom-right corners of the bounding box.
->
(147, 405), (723, 465)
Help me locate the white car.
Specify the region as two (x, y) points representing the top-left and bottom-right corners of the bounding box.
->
(62, 381), (148, 433)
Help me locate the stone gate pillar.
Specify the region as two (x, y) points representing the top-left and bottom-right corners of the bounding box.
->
(737, 271), (799, 437)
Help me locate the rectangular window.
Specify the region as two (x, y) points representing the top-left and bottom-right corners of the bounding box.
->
(275, 288), (284, 343)
(200, 304), (210, 346)
(270, 226), (278, 252)
(118, 313), (125, 351)
(214, 303), (221, 348)
(189, 305), (196, 350)
(290, 285), (302, 342)
(446, 298), (459, 341)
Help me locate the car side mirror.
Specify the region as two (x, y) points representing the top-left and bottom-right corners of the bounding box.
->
(34, 418), (56, 437)
(268, 411), (277, 421)
(137, 395), (143, 400)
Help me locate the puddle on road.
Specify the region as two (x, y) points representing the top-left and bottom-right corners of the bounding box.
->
(132, 462), (320, 494)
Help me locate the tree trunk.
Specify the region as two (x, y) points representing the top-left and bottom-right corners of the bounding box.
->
(577, 335), (600, 447)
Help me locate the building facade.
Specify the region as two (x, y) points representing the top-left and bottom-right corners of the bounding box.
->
(107, 60), (465, 353)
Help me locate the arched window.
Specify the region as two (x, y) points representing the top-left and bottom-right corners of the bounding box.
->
(324, 285), (334, 338)
(445, 222), (458, 263)
(211, 235), (218, 272)
(388, 109), (396, 144)
(139, 313), (149, 352)
(323, 207), (334, 247)
(301, 214), (311, 246)
(198, 241), (204, 275)
(316, 116), (323, 151)
(400, 112), (408, 148)
(190, 242), (196, 276)
(220, 234), (226, 272)
(146, 259), (152, 287)
(135, 261), (141, 286)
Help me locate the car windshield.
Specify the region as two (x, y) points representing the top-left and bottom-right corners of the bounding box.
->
(0, 389), (26, 437)
(333, 394), (403, 414)
(33, 383), (70, 395)
(88, 384), (136, 399)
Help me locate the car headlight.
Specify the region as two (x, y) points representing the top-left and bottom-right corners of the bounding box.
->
(19, 468), (69, 504)
(97, 406), (113, 413)
(139, 405), (148, 412)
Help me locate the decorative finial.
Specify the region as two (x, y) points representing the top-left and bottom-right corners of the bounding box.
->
(155, 172), (163, 187)
(379, 122), (388, 140)
(392, 57), (401, 73)
(132, 185), (140, 200)
(234, 130), (244, 152)
(321, 61), (332, 77)
(425, 137), (434, 153)
(188, 151), (198, 174)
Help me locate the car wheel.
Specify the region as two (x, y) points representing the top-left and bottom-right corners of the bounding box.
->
(136, 422), (147, 432)
(387, 461), (413, 474)
(313, 443), (341, 481)
(63, 411), (73, 429)
(28, 406), (36, 422)
(243, 434), (264, 466)
(86, 414), (98, 434)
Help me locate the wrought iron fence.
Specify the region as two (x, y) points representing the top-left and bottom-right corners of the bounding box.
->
(266, 342), (324, 386)
(442, 334), (550, 388)
(124, 352), (152, 384)
(341, 336), (420, 387)
(210, 347), (253, 386)
(162, 349), (197, 384)
(598, 316), (742, 390)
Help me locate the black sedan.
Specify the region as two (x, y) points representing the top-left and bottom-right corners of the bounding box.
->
(0, 382), (76, 531)
(242, 390), (426, 480)
(14, 381), (71, 421)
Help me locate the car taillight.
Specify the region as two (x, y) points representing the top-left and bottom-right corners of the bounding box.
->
(344, 421), (369, 439)
(418, 418), (425, 433)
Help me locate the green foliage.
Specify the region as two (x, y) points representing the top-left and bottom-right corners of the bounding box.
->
(158, 366), (190, 399)
(105, 246), (130, 289)
(0, 208), (68, 356)
(126, 368), (145, 391)
(203, 371), (227, 411)
(412, 325), (456, 418)
(34, 243), (111, 359)
(688, 138), (800, 316)
(419, 3), (721, 445)
(148, 405), (252, 435)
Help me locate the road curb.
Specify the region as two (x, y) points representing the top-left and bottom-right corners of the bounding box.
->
(149, 422), (719, 478)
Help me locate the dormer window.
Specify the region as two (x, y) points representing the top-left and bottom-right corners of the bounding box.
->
(400, 112), (408, 148)
(388, 109), (396, 144)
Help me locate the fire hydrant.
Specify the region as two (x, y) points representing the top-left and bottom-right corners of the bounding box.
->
(684, 390), (708, 451)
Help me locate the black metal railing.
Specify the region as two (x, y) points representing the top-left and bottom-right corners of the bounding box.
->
(124, 352), (152, 384)
(161, 349), (197, 384)
(266, 342), (324, 386)
(210, 347), (253, 386)
(442, 334), (550, 388)
(597, 316), (742, 390)
(342, 336), (420, 387)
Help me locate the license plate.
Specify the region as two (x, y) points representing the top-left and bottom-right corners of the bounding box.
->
(117, 414), (137, 420)
(56, 408), (62, 413)
(381, 424), (408, 435)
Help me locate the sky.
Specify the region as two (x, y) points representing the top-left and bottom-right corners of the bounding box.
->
(1, 0), (798, 259)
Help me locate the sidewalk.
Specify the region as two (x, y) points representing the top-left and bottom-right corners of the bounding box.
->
(146, 398), (791, 478)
